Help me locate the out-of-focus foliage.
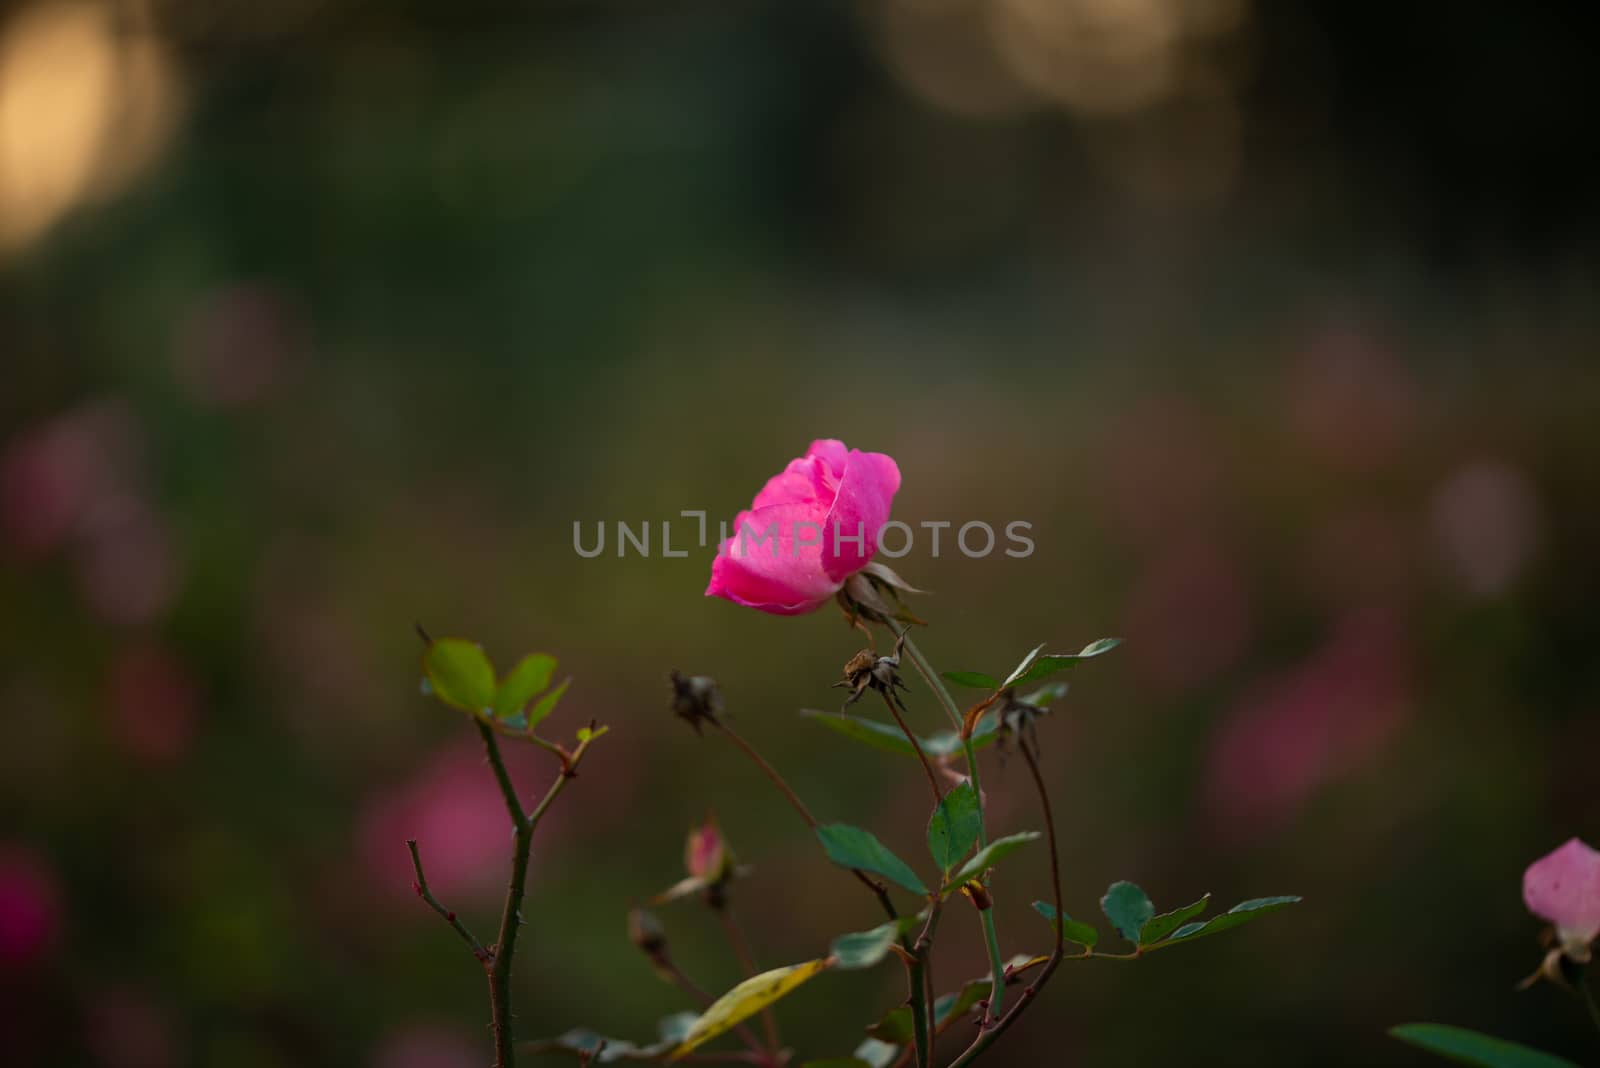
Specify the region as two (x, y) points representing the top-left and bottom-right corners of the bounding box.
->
(2, 0), (1598, 1065)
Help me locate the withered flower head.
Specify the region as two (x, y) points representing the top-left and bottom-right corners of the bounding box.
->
(834, 633), (910, 712)
(838, 562), (927, 634)
(627, 905), (668, 959)
(994, 687), (1054, 758)
(669, 670), (723, 735)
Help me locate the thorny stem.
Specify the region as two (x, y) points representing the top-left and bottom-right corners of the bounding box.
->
(906, 901), (943, 1068)
(718, 905), (782, 1058)
(891, 626), (1008, 1024)
(874, 688), (942, 1068)
(475, 719), (600, 1068)
(407, 840), (491, 963)
(946, 740), (1068, 1068)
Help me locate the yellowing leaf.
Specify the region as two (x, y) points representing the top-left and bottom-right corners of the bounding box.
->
(670, 959), (831, 1058)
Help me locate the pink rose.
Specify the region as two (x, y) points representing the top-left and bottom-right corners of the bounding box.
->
(1523, 837), (1600, 953)
(706, 439), (901, 615)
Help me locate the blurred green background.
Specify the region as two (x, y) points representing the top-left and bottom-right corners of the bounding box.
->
(3, 1), (1598, 1065)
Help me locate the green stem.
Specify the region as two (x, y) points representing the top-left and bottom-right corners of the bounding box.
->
(893, 628), (1008, 1023)
(477, 720), (597, 1068)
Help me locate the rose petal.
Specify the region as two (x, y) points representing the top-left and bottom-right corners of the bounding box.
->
(806, 439), (850, 480)
(821, 449), (901, 582)
(706, 502), (842, 614)
(752, 454), (831, 511)
(1524, 837), (1600, 946)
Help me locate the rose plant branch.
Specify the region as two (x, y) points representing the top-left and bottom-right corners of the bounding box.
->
(411, 438), (1306, 1068)
(945, 741), (1064, 1068)
(483, 720), (599, 1068)
(411, 631), (604, 1068)
(701, 704), (931, 1064)
(890, 623), (1009, 1025)
(406, 839), (491, 963)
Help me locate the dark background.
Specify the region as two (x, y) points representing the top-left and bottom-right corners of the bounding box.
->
(3, 1), (1598, 1065)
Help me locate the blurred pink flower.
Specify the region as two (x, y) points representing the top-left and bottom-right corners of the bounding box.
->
(684, 815), (730, 882)
(0, 400), (139, 558)
(360, 739), (564, 906)
(1523, 838), (1600, 954)
(372, 1024), (479, 1068)
(85, 985), (179, 1068)
(1205, 608), (1411, 840)
(107, 644), (201, 765)
(707, 438), (901, 615)
(1431, 459), (1541, 596)
(0, 844), (62, 969)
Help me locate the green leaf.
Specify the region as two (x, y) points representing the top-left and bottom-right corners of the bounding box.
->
(941, 670), (998, 690)
(1140, 894), (1210, 945)
(934, 980), (990, 1027)
(671, 959), (832, 1058)
(927, 782), (981, 873)
(423, 639), (496, 716)
(1164, 896), (1301, 944)
(948, 831), (1041, 888)
(1388, 1024), (1580, 1068)
(575, 722), (607, 744)
(864, 1004), (916, 1046)
(816, 824), (928, 896)
(1010, 638), (1123, 688)
(829, 916), (918, 970)
(1100, 881), (1154, 945)
(493, 653), (557, 720)
(1019, 682), (1069, 707)
(1000, 643), (1048, 688)
(801, 711), (1001, 760)
(526, 677), (571, 730)
(800, 711), (921, 756)
(853, 1039), (899, 1068)
(1010, 657), (1075, 687)
(1031, 900), (1098, 948)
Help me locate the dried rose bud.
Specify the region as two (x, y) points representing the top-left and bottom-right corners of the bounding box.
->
(993, 688), (1052, 758)
(627, 906), (668, 959)
(669, 671), (723, 735)
(834, 635), (910, 712)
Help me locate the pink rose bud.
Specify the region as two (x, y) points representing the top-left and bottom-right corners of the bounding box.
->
(684, 816), (729, 883)
(1523, 837), (1600, 955)
(706, 439), (901, 615)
